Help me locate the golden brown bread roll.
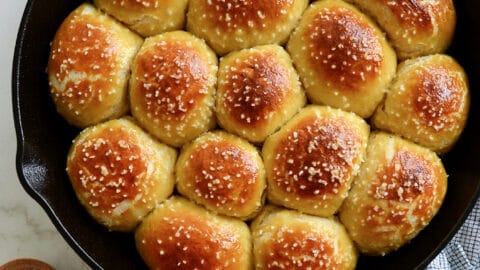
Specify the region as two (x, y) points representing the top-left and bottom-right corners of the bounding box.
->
(176, 131), (266, 220)
(262, 106), (369, 217)
(339, 132), (447, 255)
(66, 118), (177, 232)
(135, 196), (252, 270)
(372, 54), (469, 153)
(187, 0), (309, 55)
(93, 0), (188, 37)
(345, 0), (456, 59)
(48, 3), (142, 128)
(287, 0), (397, 118)
(216, 45), (306, 143)
(130, 31), (217, 147)
(251, 206), (358, 270)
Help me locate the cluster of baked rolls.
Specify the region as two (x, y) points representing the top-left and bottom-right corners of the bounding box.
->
(48, 0), (468, 269)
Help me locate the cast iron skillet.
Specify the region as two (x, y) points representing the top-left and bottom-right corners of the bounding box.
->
(12, 0), (480, 269)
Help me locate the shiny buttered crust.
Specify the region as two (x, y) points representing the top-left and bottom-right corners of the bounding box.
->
(93, 0), (188, 37)
(251, 206), (358, 270)
(287, 0), (397, 118)
(262, 106), (369, 217)
(339, 132), (447, 255)
(48, 3), (142, 128)
(130, 31), (217, 147)
(346, 0), (456, 59)
(373, 54), (469, 154)
(176, 131), (266, 220)
(216, 45), (306, 143)
(66, 118), (177, 232)
(135, 196), (252, 270)
(187, 0), (308, 55)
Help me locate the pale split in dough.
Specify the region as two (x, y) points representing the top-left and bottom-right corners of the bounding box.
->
(373, 54), (470, 154)
(216, 44), (306, 143)
(339, 132), (447, 255)
(66, 117), (177, 232)
(263, 105), (370, 217)
(48, 3), (142, 128)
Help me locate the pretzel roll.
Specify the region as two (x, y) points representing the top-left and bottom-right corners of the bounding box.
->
(93, 0), (188, 37)
(176, 131), (266, 220)
(135, 196), (252, 270)
(346, 0), (456, 59)
(251, 206), (358, 270)
(373, 54), (469, 153)
(287, 0), (397, 118)
(339, 132), (447, 255)
(262, 106), (369, 217)
(66, 118), (177, 232)
(130, 31), (217, 147)
(48, 3), (142, 128)
(216, 45), (306, 143)
(187, 0), (309, 55)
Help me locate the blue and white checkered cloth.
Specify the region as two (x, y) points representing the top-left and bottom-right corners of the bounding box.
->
(427, 198), (480, 270)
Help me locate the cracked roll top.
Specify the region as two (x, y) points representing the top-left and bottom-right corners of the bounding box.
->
(262, 106), (370, 217)
(345, 0), (456, 59)
(339, 132), (447, 255)
(251, 206), (358, 270)
(129, 31), (217, 147)
(48, 3), (142, 128)
(176, 131), (266, 220)
(135, 196), (252, 270)
(216, 44), (306, 143)
(287, 0), (397, 118)
(187, 0), (309, 55)
(93, 0), (189, 37)
(373, 54), (470, 153)
(66, 118), (177, 232)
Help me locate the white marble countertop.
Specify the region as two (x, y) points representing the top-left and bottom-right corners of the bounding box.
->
(0, 1), (90, 269)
